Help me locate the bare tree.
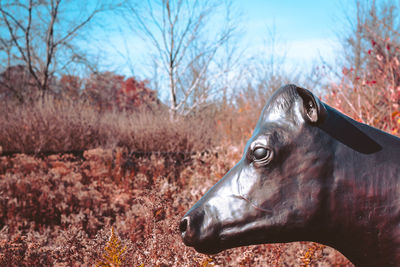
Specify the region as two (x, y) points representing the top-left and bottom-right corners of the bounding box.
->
(325, 0), (400, 134)
(0, 0), (113, 99)
(234, 25), (301, 114)
(122, 0), (239, 116)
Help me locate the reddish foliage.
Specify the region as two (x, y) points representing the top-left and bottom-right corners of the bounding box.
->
(84, 72), (125, 111)
(325, 1), (400, 136)
(0, 65), (36, 102)
(83, 72), (159, 112)
(59, 75), (83, 100)
(117, 78), (159, 111)
(326, 32), (400, 135)
(0, 148), (353, 266)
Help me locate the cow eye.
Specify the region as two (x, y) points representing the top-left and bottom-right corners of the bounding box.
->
(253, 147), (271, 161)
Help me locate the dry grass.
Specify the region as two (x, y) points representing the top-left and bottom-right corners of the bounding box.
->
(0, 96), (217, 154)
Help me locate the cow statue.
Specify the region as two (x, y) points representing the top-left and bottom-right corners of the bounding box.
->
(179, 84), (400, 266)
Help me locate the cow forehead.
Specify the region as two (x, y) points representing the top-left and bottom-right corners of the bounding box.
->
(259, 98), (303, 128)
(249, 86), (306, 148)
(259, 86), (301, 122)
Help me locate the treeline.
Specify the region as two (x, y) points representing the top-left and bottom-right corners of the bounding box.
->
(0, 67), (159, 112)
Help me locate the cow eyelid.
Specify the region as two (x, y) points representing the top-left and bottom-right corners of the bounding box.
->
(252, 146), (272, 165)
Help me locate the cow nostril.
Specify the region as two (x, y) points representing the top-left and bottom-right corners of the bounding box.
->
(179, 217), (188, 233)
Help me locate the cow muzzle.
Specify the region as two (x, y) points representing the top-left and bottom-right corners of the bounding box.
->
(179, 211), (203, 247)
(180, 162), (253, 253)
(179, 205), (224, 254)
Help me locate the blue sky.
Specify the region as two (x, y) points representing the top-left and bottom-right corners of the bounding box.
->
(0, 0), (352, 79)
(104, 0), (350, 78)
(240, 0), (341, 39)
(237, 0), (344, 64)
(96, 0), (350, 78)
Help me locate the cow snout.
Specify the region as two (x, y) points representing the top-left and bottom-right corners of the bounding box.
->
(179, 217), (188, 233)
(179, 216), (190, 242)
(179, 210), (205, 246)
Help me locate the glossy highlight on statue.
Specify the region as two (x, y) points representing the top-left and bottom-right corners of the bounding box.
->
(179, 84), (400, 267)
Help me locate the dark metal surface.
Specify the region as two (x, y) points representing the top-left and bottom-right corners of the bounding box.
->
(179, 84), (400, 266)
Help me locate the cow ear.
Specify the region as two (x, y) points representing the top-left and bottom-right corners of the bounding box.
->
(296, 86), (327, 124)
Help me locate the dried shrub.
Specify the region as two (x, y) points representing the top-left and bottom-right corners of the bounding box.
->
(99, 109), (216, 153)
(0, 96), (217, 154)
(97, 227), (126, 267)
(325, 0), (400, 135)
(0, 148), (352, 266)
(0, 96), (101, 153)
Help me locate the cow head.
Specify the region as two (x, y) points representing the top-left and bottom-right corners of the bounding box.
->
(180, 84), (334, 254)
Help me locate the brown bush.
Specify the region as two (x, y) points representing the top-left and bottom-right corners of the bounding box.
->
(0, 95), (217, 154)
(0, 96), (101, 153)
(99, 109), (217, 153)
(0, 148), (352, 266)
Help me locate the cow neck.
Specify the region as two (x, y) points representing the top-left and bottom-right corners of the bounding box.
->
(318, 106), (400, 266)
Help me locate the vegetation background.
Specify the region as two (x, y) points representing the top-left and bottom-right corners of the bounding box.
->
(0, 0), (399, 266)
